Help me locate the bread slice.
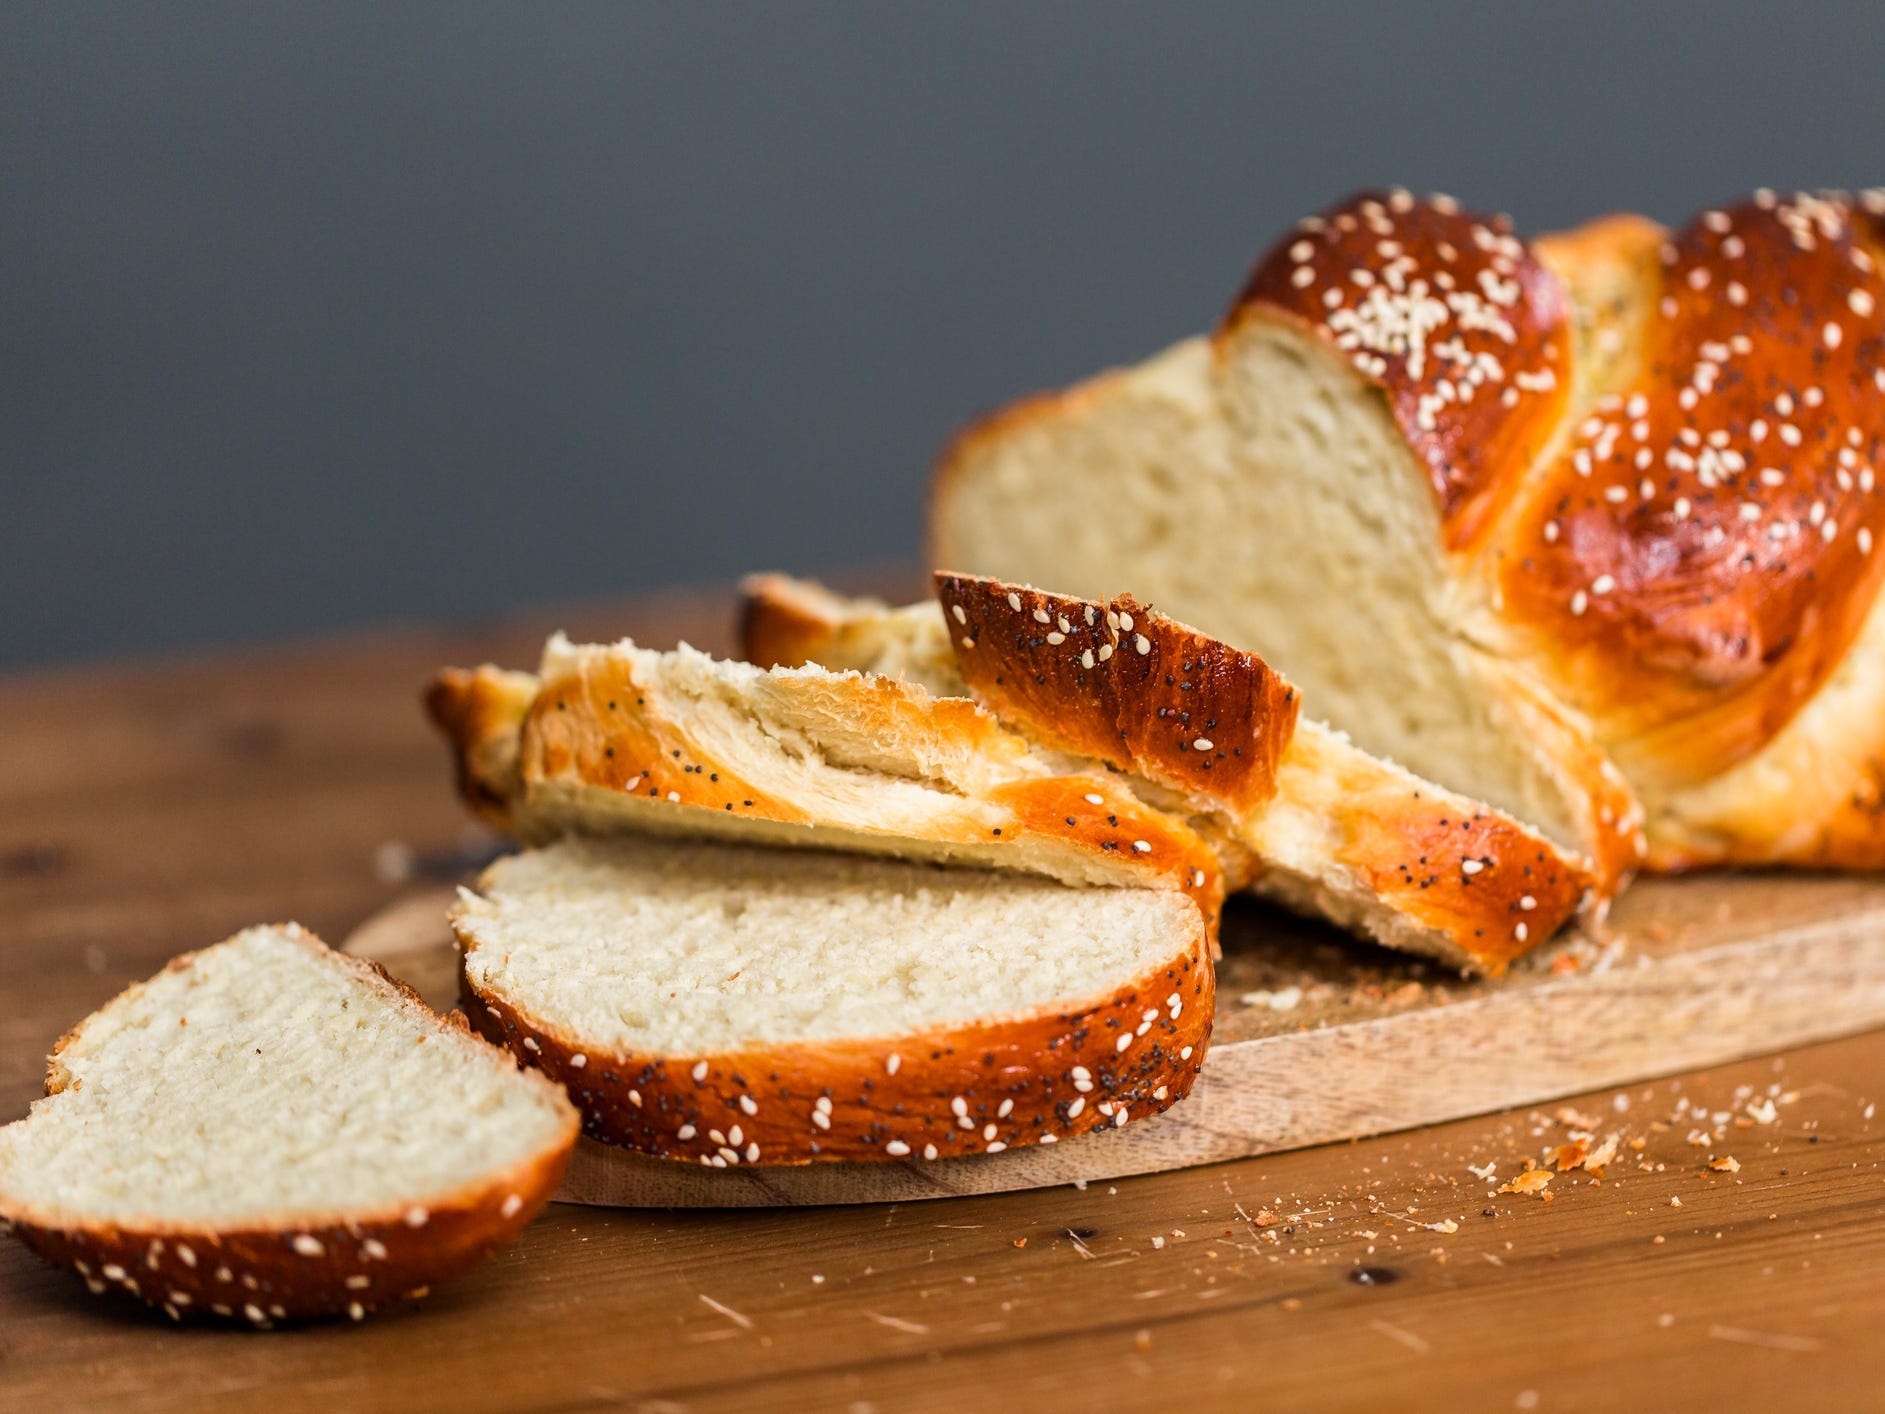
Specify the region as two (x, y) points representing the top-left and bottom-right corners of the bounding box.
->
(427, 632), (1230, 918)
(452, 837), (1212, 1164)
(742, 573), (1596, 974)
(0, 924), (579, 1326)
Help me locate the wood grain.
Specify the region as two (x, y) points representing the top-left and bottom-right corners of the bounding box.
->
(5, 577), (1885, 1411)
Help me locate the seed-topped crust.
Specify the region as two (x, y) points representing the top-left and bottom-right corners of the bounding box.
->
(0, 928), (578, 1327)
(1227, 187), (1575, 552)
(933, 573), (1301, 820)
(1501, 192), (1885, 791)
(455, 895), (1214, 1166)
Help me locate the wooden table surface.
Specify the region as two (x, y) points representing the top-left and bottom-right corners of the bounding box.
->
(4, 582), (1884, 1412)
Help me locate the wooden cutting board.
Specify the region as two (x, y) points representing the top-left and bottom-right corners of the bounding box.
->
(343, 868), (1885, 1207)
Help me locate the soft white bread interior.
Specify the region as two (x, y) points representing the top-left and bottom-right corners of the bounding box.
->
(454, 836), (1213, 1164)
(427, 633), (1228, 915)
(0, 924), (578, 1326)
(742, 574), (1593, 975)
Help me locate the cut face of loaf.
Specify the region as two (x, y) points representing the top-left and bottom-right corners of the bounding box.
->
(741, 574), (1593, 975)
(454, 837), (1213, 1164)
(427, 634), (1229, 919)
(0, 925), (578, 1326)
(930, 187), (1885, 872)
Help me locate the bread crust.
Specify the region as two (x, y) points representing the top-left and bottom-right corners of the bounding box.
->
(454, 895), (1214, 1166)
(1499, 193), (1885, 793)
(0, 927), (579, 1326)
(1225, 188), (1575, 554)
(933, 573), (1301, 819)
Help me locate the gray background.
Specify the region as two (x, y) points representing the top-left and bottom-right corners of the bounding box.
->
(6, 3), (1884, 667)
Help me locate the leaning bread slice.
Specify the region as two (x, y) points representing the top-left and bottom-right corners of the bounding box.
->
(427, 632), (1231, 917)
(743, 573), (1596, 975)
(453, 837), (1213, 1164)
(0, 924), (578, 1326)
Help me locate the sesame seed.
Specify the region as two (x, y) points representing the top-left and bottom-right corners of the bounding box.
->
(811, 1111), (830, 1131)
(998, 1098), (1014, 1118)
(667, 791), (680, 802)
(746, 1142), (760, 1162)
(1192, 868), (1206, 888)
(1590, 574), (1615, 596)
(348, 1303), (366, 1322)
(291, 1235), (324, 1258)
(886, 1140), (911, 1157)
(1132, 840), (1151, 853)
(1133, 634), (1150, 655)
(1084, 793), (1105, 805)
(1032, 608), (1051, 624)
(816, 1095), (833, 1113)
(986, 1141), (1008, 1153)
(678, 1123), (697, 1139)
(739, 1094), (759, 1114)
(1068, 1096), (1086, 1118)
(951, 604), (967, 624)
(923, 1143), (939, 1160)
(1863, 529), (1875, 555)
(346, 1274), (371, 1290)
(1116, 1034), (1132, 1052)
(1516, 922), (1529, 942)
(691, 1060), (709, 1081)
(405, 1206), (429, 1227)
(1290, 265), (1314, 289)
(1045, 631), (1065, 645)
(1119, 612), (1134, 631)
(1081, 649), (1095, 670)
(1461, 859), (1486, 876)
(983, 1122), (998, 1141)
(522, 1036), (539, 1052)
(728, 1125), (744, 1146)
(1570, 590), (1588, 616)
(1851, 289), (1876, 317)
(1114, 1108), (1129, 1128)
(951, 1096), (969, 1117)
(501, 1193), (524, 1218)
(1193, 737), (1215, 752)
(1520, 895), (1537, 910)
(1007, 592), (1022, 612)
(570, 1052), (587, 1069)
(1825, 321), (1844, 349)
(361, 1240), (388, 1261)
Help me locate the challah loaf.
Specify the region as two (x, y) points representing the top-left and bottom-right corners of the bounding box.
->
(741, 573), (1593, 974)
(930, 187), (1885, 872)
(453, 837), (1213, 1164)
(0, 925), (578, 1325)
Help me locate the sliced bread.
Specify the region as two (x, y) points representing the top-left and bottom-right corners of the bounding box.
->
(453, 837), (1213, 1164)
(742, 573), (1597, 974)
(427, 632), (1230, 916)
(0, 924), (579, 1326)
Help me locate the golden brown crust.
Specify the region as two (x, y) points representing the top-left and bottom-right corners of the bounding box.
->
(1225, 188), (1575, 552)
(457, 910), (1213, 1166)
(2, 928), (580, 1326)
(1500, 192), (1885, 792)
(4, 1143), (571, 1326)
(933, 573), (1300, 819)
(424, 666), (539, 831)
(1268, 727), (1593, 976)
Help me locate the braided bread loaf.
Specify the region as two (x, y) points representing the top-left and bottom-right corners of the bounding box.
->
(931, 187), (1885, 873)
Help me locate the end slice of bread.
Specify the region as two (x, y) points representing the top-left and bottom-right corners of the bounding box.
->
(0, 925), (579, 1326)
(453, 837), (1213, 1165)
